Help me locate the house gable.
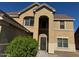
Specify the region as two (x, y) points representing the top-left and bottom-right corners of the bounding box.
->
(0, 10), (31, 33)
(34, 3), (56, 13)
(12, 3), (40, 25)
(19, 2), (40, 16)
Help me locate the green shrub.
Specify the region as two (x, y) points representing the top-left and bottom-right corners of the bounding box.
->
(5, 36), (38, 57)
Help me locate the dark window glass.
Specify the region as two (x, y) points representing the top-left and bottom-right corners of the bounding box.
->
(30, 18), (34, 26)
(40, 37), (46, 50)
(41, 20), (46, 29)
(24, 17), (34, 26)
(60, 21), (65, 29)
(63, 38), (68, 47)
(25, 19), (30, 26)
(57, 38), (68, 48)
(57, 38), (62, 47)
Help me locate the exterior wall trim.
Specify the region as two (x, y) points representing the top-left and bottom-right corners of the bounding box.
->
(54, 29), (74, 31)
(54, 19), (75, 21)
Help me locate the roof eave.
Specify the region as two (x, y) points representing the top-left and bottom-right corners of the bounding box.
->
(18, 2), (40, 15)
(54, 19), (75, 21)
(34, 3), (56, 13)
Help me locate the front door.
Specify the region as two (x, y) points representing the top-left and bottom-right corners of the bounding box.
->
(40, 37), (47, 50)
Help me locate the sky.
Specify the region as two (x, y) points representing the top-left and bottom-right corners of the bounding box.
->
(0, 2), (79, 32)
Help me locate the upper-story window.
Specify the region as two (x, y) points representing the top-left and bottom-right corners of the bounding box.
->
(24, 17), (34, 26)
(60, 21), (65, 29)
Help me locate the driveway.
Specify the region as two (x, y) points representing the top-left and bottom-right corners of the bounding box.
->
(36, 50), (79, 57)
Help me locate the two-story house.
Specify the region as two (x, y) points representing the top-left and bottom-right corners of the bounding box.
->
(5, 3), (76, 53)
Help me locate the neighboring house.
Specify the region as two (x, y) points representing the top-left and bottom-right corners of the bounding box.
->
(75, 27), (79, 50)
(0, 2), (76, 54)
(0, 10), (32, 53)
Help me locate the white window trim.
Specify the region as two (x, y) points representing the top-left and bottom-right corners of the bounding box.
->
(56, 36), (69, 48)
(54, 29), (73, 31)
(54, 19), (75, 21)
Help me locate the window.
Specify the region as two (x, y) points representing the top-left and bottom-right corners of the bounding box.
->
(57, 38), (68, 48)
(63, 38), (68, 47)
(57, 38), (62, 47)
(60, 21), (65, 29)
(24, 17), (34, 26)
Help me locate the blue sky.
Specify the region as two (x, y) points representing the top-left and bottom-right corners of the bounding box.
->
(0, 2), (79, 32)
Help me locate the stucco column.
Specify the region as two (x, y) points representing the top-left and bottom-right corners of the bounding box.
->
(33, 13), (39, 41)
(70, 31), (76, 52)
(48, 14), (55, 53)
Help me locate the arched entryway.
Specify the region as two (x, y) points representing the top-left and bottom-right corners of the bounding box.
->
(38, 16), (49, 51)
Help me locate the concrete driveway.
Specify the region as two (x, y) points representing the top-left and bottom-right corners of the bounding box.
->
(36, 50), (79, 57)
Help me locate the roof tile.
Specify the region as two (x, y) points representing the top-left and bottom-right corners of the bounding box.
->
(54, 14), (74, 20)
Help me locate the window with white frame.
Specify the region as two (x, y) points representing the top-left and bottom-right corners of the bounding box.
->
(60, 21), (65, 29)
(57, 38), (68, 48)
(24, 17), (34, 26)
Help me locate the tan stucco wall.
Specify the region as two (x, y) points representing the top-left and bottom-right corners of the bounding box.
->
(13, 6), (38, 32)
(53, 21), (75, 52)
(33, 8), (55, 53)
(54, 21), (74, 30)
(53, 30), (75, 52)
(11, 6), (76, 53)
